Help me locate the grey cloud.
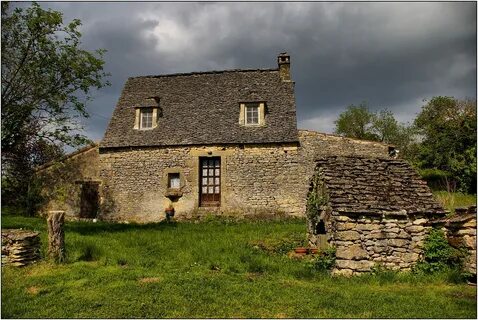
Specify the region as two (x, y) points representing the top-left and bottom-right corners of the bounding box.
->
(35, 2), (475, 137)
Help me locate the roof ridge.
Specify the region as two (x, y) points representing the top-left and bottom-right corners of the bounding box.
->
(35, 142), (99, 173)
(298, 129), (393, 146)
(131, 68), (279, 79)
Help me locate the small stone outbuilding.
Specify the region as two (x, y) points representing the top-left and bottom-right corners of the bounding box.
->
(306, 156), (448, 275)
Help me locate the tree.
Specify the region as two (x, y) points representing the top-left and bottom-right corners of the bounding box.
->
(414, 96), (477, 193)
(334, 103), (378, 141)
(334, 103), (415, 157)
(1, 2), (109, 212)
(2, 2), (109, 152)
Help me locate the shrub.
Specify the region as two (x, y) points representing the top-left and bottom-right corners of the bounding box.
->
(313, 247), (336, 272)
(419, 168), (452, 191)
(414, 228), (467, 274)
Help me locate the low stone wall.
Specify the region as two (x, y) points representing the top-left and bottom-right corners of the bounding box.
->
(329, 214), (432, 276)
(433, 206), (477, 275)
(1, 229), (41, 267)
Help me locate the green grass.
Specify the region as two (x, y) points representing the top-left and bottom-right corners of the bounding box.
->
(433, 191), (477, 213)
(1, 214), (476, 318)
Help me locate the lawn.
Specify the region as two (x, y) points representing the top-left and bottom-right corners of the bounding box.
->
(1, 214), (476, 318)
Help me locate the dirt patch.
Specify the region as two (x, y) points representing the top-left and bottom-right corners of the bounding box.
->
(275, 313), (289, 318)
(446, 290), (477, 300)
(138, 277), (161, 284)
(26, 286), (40, 295)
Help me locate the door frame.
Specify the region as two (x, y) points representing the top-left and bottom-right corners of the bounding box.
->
(199, 156), (221, 207)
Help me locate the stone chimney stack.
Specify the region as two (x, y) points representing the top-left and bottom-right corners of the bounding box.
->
(278, 52), (291, 82)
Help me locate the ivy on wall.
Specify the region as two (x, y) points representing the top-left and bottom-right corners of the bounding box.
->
(306, 169), (329, 228)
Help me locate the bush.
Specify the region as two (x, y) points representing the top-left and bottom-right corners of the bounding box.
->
(414, 229), (467, 274)
(419, 168), (453, 191)
(313, 247), (336, 272)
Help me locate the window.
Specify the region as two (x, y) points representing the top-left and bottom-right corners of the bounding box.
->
(239, 102), (264, 126)
(140, 108), (153, 129)
(134, 97), (160, 130)
(168, 173), (180, 189)
(245, 104), (259, 125)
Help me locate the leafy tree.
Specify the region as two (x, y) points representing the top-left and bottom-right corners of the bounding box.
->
(414, 97), (476, 193)
(334, 103), (416, 158)
(2, 2), (109, 152)
(334, 103), (378, 141)
(1, 2), (109, 212)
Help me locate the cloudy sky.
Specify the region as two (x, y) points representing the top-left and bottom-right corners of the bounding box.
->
(32, 1), (477, 142)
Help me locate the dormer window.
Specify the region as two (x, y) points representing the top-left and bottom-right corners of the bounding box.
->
(239, 102), (265, 126)
(134, 97), (160, 130)
(246, 104), (259, 125)
(140, 108), (153, 129)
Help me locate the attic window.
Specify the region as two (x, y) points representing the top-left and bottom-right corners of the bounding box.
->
(140, 108), (153, 129)
(239, 102), (265, 126)
(246, 105), (259, 124)
(134, 98), (160, 130)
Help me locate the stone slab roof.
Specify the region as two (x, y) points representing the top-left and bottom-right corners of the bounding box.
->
(101, 68), (298, 148)
(315, 156), (447, 216)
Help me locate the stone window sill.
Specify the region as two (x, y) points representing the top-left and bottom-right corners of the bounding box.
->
(165, 189), (183, 198)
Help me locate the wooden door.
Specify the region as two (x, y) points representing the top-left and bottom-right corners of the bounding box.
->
(199, 157), (221, 207)
(80, 182), (99, 218)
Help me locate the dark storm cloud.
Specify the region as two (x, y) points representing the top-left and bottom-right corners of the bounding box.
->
(37, 2), (476, 140)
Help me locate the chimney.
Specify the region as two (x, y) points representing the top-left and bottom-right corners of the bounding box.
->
(278, 52), (291, 81)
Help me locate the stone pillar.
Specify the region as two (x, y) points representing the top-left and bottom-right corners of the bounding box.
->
(47, 211), (65, 263)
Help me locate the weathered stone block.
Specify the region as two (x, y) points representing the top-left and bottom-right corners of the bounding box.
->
(457, 228), (476, 236)
(463, 235), (476, 250)
(387, 239), (409, 248)
(396, 230), (411, 239)
(384, 228), (400, 234)
(335, 259), (374, 271)
(356, 224), (380, 231)
(336, 222), (357, 231)
(336, 231), (360, 241)
(413, 218), (428, 225)
(335, 244), (368, 260)
(366, 232), (387, 239)
(406, 225), (425, 233)
(463, 220), (477, 228)
(335, 216), (352, 222)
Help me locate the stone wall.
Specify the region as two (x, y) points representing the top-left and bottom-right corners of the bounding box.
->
(36, 144), (100, 219)
(330, 214), (432, 275)
(37, 130), (391, 222)
(99, 143), (306, 222)
(97, 130), (390, 222)
(433, 206), (477, 275)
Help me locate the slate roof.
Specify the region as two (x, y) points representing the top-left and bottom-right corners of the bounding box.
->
(315, 156), (447, 216)
(101, 67), (298, 148)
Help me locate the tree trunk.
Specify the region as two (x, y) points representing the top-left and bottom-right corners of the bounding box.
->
(47, 211), (65, 263)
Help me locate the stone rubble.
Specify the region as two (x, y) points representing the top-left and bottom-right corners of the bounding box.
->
(2, 229), (41, 267)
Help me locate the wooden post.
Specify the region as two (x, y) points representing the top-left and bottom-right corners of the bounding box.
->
(47, 211), (65, 263)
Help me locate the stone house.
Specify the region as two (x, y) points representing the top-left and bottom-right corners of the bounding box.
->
(36, 53), (467, 274)
(37, 53), (394, 222)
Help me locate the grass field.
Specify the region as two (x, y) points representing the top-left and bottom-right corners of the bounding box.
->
(1, 214), (476, 318)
